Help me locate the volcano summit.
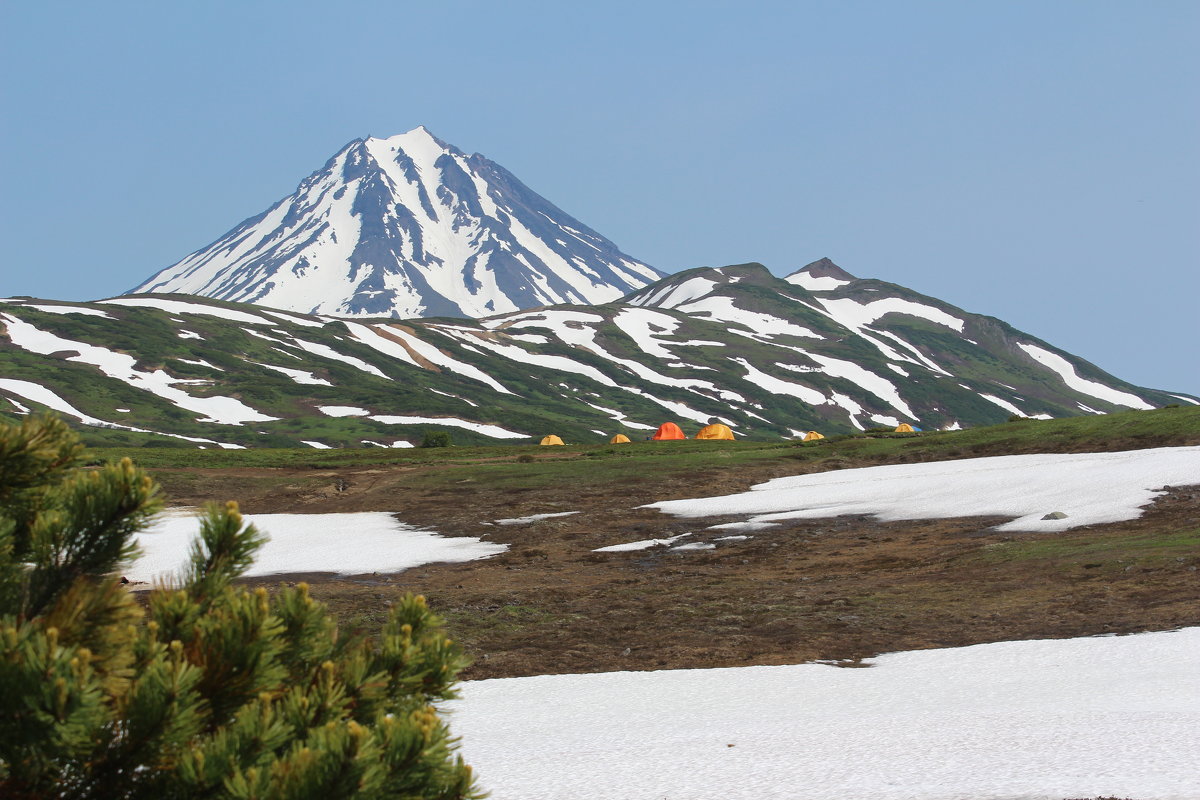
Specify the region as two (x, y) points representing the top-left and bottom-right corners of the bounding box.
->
(132, 127), (663, 318)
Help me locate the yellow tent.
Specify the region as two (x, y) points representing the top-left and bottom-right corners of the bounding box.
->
(539, 435), (565, 446)
(802, 430), (825, 441)
(609, 433), (631, 444)
(894, 423), (915, 433)
(694, 423), (734, 440)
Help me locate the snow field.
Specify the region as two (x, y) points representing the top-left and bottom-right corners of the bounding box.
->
(448, 628), (1200, 800)
(127, 511), (507, 583)
(647, 446), (1200, 532)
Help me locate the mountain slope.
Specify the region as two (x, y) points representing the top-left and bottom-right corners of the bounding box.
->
(2, 261), (1194, 447)
(131, 127), (663, 319)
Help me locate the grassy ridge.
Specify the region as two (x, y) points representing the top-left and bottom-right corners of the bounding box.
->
(90, 406), (1200, 488)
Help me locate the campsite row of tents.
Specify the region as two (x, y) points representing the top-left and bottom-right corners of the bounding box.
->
(538, 421), (919, 446)
(539, 421), (732, 445)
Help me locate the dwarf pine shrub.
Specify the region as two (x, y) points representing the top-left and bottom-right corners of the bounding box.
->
(0, 414), (479, 799)
(419, 431), (452, 449)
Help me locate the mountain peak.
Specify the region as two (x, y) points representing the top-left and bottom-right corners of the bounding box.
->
(784, 258), (859, 291)
(131, 131), (663, 319)
(367, 125), (452, 152)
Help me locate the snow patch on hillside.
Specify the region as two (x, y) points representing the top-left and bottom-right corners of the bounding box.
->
(2, 314), (277, 425)
(1018, 343), (1154, 410)
(369, 414), (527, 439)
(785, 272), (850, 291)
(101, 296), (277, 325)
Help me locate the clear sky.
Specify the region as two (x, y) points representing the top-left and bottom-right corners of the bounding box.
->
(2, 1), (1197, 395)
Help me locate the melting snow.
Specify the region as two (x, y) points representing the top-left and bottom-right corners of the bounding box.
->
(259, 309), (326, 328)
(250, 362), (332, 386)
(449, 628), (1200, 800)
(647, 446), (1200, 533)
(1017, 342), (1154, 410)
(978, 393), (1026, 417)
(101, 296), (277, 325)
(732, 358), (825, 405)
(318, 405), (369, 417)
(382, 325), (514, 394)
(784, 272), (851, 291)
(128, 510), (506, 583)
(1, 315), (278, 425)
(176, 357), (220, 370)
(0, 379), (244, 448)
(818, 296), (965, 332)
(593, 533), (692, 552)
(369, 414), (527, 439)
(287, 337), (390, 379)
(495, 512), (580, 526)
(26, 304), (115, 318)
(629, 276), (718, 309)
(677, 296), (823, 341)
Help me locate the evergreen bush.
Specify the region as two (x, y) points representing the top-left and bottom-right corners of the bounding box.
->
(419, 431), (452, 449)
(0, 414), (479, 799)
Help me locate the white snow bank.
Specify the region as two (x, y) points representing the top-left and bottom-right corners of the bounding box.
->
(449, 628), (1200, 800)
(0, 379), (244, 449)
(128, 511), (506, 583)
(26, 304), (115, 318)
(101, 296), (277, 325)
(647, 446), (1200, 532)
(251, 361), (333, 386)
(369, 414), (527, 439)
(1018, 342), (1154, 410)
(318, 405), (369, 417)
(494, 512), (580, 526)
(1, 314), (277, 425)
(593, 533), (691, 552)
(785, 271), (850, 291)
(818, 295), (965, 332)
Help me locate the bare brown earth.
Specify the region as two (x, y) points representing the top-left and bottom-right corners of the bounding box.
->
(152, 457), (1200, 681)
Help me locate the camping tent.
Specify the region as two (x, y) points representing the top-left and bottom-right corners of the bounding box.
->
(694, 423), (734, 440)
(894, 423), (915, 433)
(539, 435), (565, 446)
(651, 422), (687, 440)
(609, 433), (631, 444)
(802, 431), (825, 441)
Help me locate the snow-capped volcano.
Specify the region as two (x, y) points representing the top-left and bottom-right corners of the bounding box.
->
(131, 127), (664, 318)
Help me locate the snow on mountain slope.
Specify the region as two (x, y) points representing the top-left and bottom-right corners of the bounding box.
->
(1, 313), (277, 425)
(131, 127), (663, 319)
(2, 261), (1191, 446)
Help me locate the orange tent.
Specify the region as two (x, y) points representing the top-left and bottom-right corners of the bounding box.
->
(694, 423), (734, 440)
(802, 430), (825, 441)
(609, 433), (631, 444)
(651, 422), (686, 440)
(539, 435), (565, 446)
(894, 423), (915, 433)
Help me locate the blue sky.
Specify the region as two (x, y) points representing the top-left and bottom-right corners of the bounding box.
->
(2, 1), (1197, 395)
